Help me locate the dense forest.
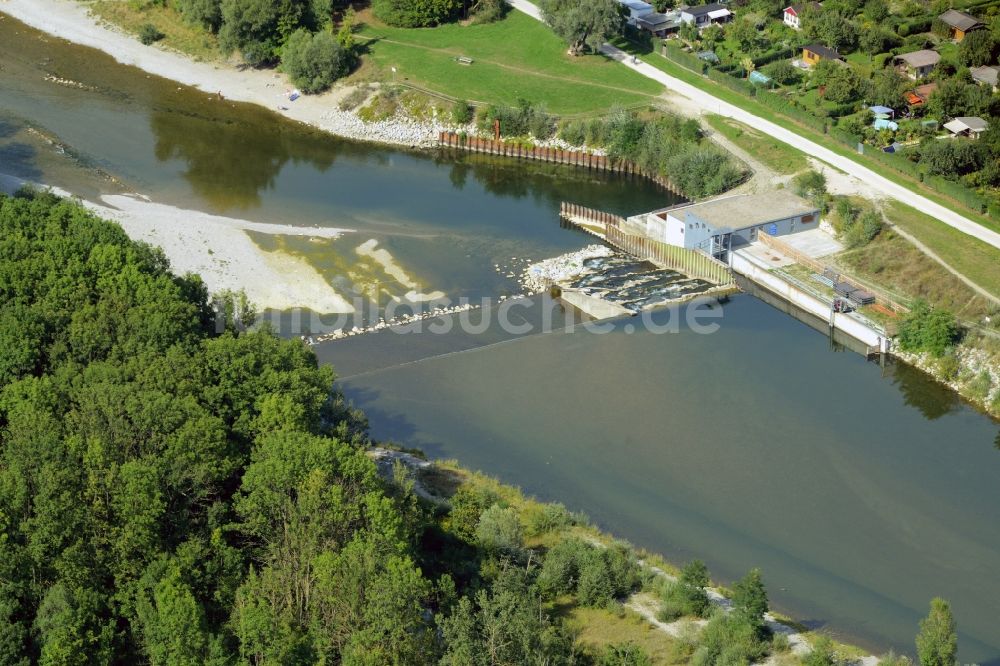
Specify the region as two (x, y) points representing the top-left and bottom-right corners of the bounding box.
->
(0, 189), (587, 664)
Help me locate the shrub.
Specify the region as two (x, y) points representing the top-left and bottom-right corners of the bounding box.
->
(175, 0), (223, 32)
(475, 503), (523, 554)
(804, 635), (838, 666)
(659, 559), (711, 619)
(451, 100), (474, 125)
(447, 484), (501, 542)
(372, 0), (462, 27)
(598, 641), (653, 666)
(139, 23), (165, 45)
(539, 539), (639, 606)
(281, 29), (353, 94)
(692, 612), (769, 666)
(524, 501), (574, 536)
(479, 99), (554, 139)
(538, 538), (588, 596)
(897, 300), (960, 357)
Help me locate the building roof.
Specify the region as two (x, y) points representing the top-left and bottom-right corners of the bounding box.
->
(638, 11), (678, 27)
(620, 0), (654, 11)
(938, 9), (982, 32)
(943, 116), (989, 134)
(784, 2), (822, 15)
(970, 65), (1000, 87)
(804, 43), (841, 60)
(895, 49), (940, 68)
(682, 3), (729, 17)
(666, 191), (819, 234)
(904, 82), (937, 105)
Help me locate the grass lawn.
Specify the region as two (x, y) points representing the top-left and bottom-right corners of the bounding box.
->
(704, 114), (808, 175)
(557, 603), (683, 665)
(86, 0), (220, 62)
(611, 37), (1000, 234)
(355, 11), (663, 115)
(882, 200), (1000, 303)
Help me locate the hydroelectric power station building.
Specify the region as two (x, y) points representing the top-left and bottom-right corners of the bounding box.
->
(630, 190), (820, 261)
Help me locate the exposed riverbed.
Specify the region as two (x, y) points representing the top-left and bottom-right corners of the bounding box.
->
(2, 12), (1000, 662)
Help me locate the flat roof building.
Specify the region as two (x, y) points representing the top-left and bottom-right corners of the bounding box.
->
(632, 191), (821, 260)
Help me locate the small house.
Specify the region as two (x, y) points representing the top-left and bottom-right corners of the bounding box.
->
(937, 9), (983, 42)
(904, 82), (936, 110)
(619, 0), (655, 26)
(943, 116), (989, 138)
(894, 50), (940, 80)
(635, 190), (820, 259)
(637, 11), (682, 37)
(970, 65), (1000, 92)
(782, 2), (821, 30)
(680, 3), (733, 29)
(802, 43), (842, 67)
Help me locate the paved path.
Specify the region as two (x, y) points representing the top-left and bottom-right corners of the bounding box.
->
(506, 0), (1000, 253)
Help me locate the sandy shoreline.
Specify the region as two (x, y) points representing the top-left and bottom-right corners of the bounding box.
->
(0, 174), (356, 313)
(0, 0), (455, 149)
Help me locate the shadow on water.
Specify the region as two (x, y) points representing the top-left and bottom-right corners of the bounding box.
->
(0, 119), (20, 139)
(0, 141), (43, 182)
(884, 358), (963, 421)
(149, 99), (338, 210)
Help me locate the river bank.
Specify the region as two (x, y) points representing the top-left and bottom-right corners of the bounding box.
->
(0, 0), (451, 149)
(373, 446), (879, 665)
(0, 173), (356, 313)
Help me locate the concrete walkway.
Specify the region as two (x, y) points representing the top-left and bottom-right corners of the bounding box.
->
(506, 0), (1000, 253)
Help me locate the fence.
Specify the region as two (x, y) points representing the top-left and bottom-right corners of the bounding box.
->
(756, 230), (909, 313)
(439, 132), (682, 194)
(559, 203), (734, 286)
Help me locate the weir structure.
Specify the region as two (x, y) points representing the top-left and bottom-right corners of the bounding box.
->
(559, 201), (893, 356)
(558, 202), (735, 287)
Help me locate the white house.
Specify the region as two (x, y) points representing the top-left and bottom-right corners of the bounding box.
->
(631, 191), (820, 259)
(679, 3), (732, 29)
(782, 2), (821, 30)
(618, 0), (655, 26)
(943, 116), (989, 138)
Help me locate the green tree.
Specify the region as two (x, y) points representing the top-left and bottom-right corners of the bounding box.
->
(137, 567), (210, 666)
(281, 29), (353, 94)
(958, 29), (996, 67)
(732, 568), (769, 632)
(814, 11), (859, 52)
(897, 300), (960, 357)
(371, 0), (462, 27)
(728, 18), (760, 54)
(175, 0), (223, 32)
(915, 598), (957, 666)
(475, 504), (524, 554)
(540, 0), (623, 55)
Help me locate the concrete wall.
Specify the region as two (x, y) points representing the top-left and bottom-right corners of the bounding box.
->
(731, 251), (889, 351)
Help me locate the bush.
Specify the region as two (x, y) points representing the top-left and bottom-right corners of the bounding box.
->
(139, 23), (165, 45)
(659, 560), (712, 620)
(897, 300), (960, 357)
(448, 485), (501, 542)
(804, 635), (838, 666)
(598, 642), (653, 666)
(451, 100), (474, 125)
(524, 501), (574, 536)
(475, 503), (524, 554)
(372, 0), (462, 27)
(539, 539), (639, 607)
(692, 612), (769, 666)
(281, 29), (353, 94)
(479, 99), (554, 139)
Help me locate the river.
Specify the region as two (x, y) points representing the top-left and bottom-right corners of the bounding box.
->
(2, 15), (999, 662)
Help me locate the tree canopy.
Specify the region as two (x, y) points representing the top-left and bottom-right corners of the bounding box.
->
(540, 0), (624, 55)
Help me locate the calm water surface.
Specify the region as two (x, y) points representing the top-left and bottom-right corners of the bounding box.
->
(2, 15), (999, 662)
